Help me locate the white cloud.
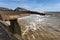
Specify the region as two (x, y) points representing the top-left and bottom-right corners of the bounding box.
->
(0, 0), (60, 11)
(20, 1), (60, 11)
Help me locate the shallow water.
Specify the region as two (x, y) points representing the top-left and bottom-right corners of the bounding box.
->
(18, 14), (60, 40)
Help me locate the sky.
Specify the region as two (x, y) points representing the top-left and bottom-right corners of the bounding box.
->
(0, 0), (60, 11)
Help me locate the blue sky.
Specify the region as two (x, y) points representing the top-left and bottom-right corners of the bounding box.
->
(0, 0), (60, 11)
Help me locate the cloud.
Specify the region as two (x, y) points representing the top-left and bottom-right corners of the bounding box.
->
(0, 0), (60, 11)
(41, 3), (60, 11)
(15, 0), (60, 11)
(19, 1), (60, 11)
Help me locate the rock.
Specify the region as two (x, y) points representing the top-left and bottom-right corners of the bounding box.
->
(0, 21), (18, 40)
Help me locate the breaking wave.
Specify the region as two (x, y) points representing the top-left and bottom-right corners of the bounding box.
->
(18, 14), (60, 40)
